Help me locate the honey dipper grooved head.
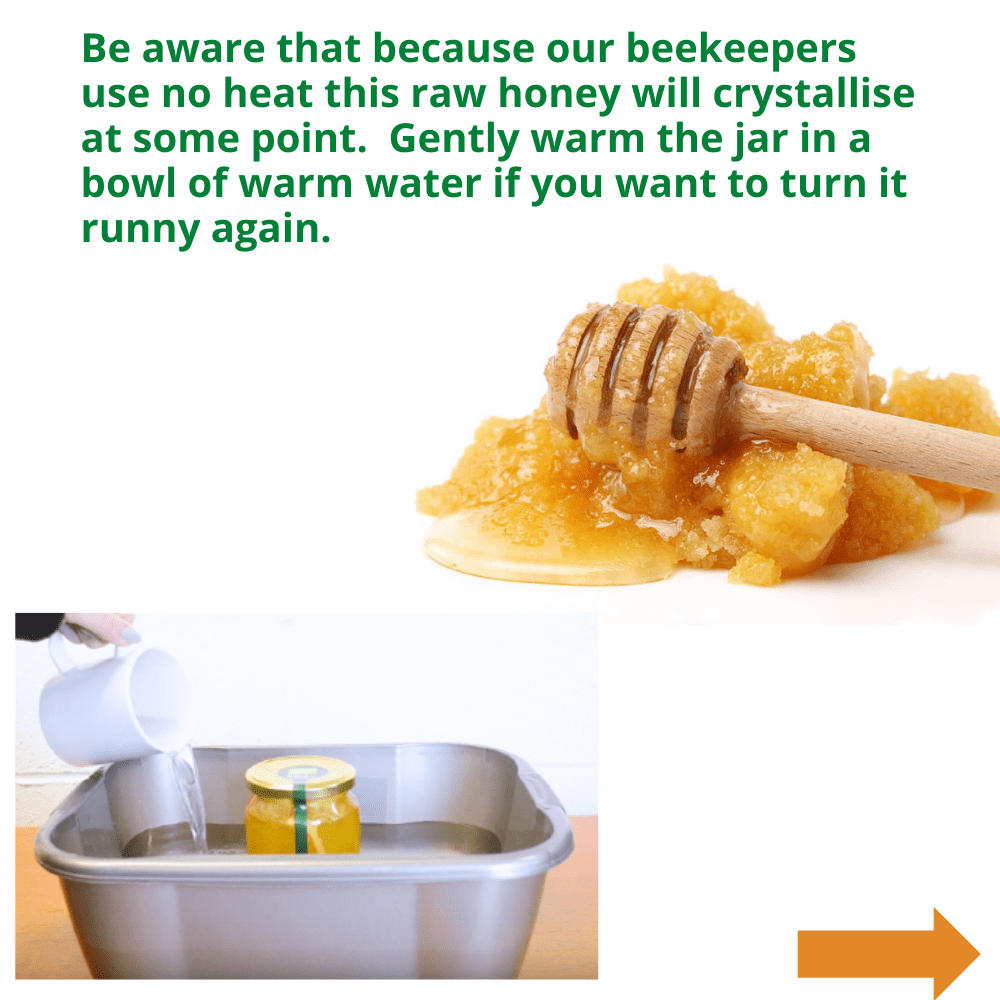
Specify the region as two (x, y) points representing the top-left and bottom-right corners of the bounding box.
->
(545, 302), (748, 463)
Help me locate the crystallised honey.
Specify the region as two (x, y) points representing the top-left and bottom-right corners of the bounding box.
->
(418, 266), (999, 586)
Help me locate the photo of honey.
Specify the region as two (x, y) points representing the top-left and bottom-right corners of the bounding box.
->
(418, 266), (999, 586)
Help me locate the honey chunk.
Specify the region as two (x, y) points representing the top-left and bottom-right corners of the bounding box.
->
(416, 412), (562, 519)
(721, 442), (851, 576)
(745, 323), (874, 407)
(886, 370), (1000, 436)
(829, 466), (940, 564)
(729, 552), (782, 587)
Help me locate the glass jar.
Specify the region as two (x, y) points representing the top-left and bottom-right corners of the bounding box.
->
(245, 755), (361, 854)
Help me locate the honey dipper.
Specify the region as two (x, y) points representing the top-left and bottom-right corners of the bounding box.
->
(545, 302), (1000, 492)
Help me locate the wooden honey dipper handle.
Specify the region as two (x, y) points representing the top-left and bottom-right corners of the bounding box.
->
(729, 384), (1000, 493)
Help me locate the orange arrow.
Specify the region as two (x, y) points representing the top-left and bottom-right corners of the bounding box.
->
(798, 910), (980, 998)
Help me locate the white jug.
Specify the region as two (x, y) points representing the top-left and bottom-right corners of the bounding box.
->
(39, 631), (192, 766)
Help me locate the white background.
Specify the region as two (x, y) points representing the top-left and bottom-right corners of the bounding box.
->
(5, 0), (999, 994)
(606, 626), (997, 999)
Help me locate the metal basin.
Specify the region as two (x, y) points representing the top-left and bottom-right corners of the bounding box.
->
(35, 743), (574, 978)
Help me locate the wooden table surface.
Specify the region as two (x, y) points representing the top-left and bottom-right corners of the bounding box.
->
(16, 815), (597, 979)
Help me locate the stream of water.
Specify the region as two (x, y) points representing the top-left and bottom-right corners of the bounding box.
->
(166, 743), (208, 853)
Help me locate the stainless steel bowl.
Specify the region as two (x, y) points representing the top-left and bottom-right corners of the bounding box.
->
(35, 742), (574, 979)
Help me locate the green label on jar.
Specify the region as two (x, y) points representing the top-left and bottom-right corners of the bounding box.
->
(293, 784), (308, 853)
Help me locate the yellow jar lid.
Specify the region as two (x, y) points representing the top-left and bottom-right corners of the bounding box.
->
(246, 755), (356, 799)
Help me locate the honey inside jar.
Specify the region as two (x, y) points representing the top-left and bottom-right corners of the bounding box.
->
(418, 266), (999, 586)
(245, 756), (361, 854)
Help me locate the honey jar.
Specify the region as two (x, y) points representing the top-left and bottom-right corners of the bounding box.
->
(245, 755), (361, 854)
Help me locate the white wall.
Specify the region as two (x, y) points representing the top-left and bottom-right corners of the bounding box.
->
(15, 613), (597, 824)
